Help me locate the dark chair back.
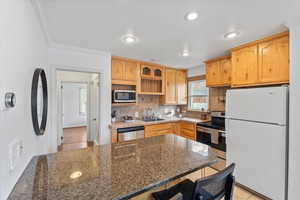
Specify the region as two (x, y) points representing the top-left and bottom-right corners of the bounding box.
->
(192, 163), (236, 200)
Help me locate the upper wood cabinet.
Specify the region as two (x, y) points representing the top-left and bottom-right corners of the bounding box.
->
(161, 68), (187, 105)
(258, 36), (289, 84)
(164, 68), (177, 104)
(231, 45), (258, 87)
(111, 58), (138, 85)
(205, 56), (231, 87)
(139, 64), (165, 95)
(176, 70), (188, 105)
(141, 65), (164, 80)
(231, 32), (289, 87)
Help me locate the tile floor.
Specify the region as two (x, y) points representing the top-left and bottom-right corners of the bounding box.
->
(186, 167), (265, 200)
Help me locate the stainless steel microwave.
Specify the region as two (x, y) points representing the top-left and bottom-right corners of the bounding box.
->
(112, 90), (136, 103)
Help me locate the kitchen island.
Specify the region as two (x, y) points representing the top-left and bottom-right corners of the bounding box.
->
(8, 134), (217, 200)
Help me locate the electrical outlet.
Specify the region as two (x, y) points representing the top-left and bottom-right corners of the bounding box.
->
(134, 112), (139, 118)
(8, 139), (23, 172)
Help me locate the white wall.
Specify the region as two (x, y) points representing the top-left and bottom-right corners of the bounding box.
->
(187, 65), (206, 77)
(62, 83), (87, 128)
(0, 0), (49, 199)
(48, 46), (111, 150)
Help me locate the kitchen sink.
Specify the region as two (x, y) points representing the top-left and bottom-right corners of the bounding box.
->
(142, 118), (165, 122)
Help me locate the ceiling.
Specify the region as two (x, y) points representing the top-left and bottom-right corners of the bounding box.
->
(37, 0), (289, 68)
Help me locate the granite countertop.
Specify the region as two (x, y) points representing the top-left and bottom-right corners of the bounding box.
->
(110, 117), (210, 129)
(8, 135), (217, 200)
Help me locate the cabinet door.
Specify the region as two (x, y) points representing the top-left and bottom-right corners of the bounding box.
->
(176, 70), (187, 105)
(124, 61), (138, 82)
(165, 69), (177, 104)
(258, 36), (289, 84)
(111, 59), (124, 80)
(219, 59), (232, 85)
(231, 45), (258, 87)
(206, 62), (220, 86)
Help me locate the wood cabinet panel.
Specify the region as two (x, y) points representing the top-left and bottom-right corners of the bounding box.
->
(111, 59), (124, 81)
(206, 62), (220, 86)
(179, 121), (196, 140)
(164, 69), (177, 104)
(176, 70), (187, 105)
(219, 59), (232, 85)
(112, 58), (138, 85)
(111, 129), (118, 143)
(258, 36), (289, 84)
(231, 45), (258, 86)
(205, 56), (231, 87)
(145, 123), (175, 138)
(124, 61), (138, 81)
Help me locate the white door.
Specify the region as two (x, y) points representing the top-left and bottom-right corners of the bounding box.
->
(89, 77), (100, 143)
(226, 86), (288, 125)
(227, 119), (287, 200)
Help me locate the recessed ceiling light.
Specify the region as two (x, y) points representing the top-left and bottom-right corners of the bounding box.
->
(185, 12), (199, 21)
(122, 35), (137, 44)
(181, 51), (190, 57)
(70, 171), (82, 179)
(224, 31), (239, 39)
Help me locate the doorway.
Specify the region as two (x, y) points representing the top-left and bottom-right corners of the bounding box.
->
(56, 70), (100, 151)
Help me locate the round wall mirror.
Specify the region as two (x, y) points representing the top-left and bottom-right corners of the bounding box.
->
(31, 68), (48, 136)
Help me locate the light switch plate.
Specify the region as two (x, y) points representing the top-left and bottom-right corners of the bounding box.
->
(8, 139), (23, 172)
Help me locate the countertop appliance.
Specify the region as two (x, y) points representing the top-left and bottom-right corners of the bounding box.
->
(226, 86), (288, 200)
(197, 111), (226, 171)
(117, 126), (144, 142)
(112, 90), (136, 103)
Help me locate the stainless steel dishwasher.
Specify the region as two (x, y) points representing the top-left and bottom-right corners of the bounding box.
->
(117, 126), (145, 142)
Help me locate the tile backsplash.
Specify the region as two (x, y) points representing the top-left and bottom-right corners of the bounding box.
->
(112, 95), (178, 121)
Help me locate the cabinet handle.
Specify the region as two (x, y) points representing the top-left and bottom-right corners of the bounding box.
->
(245, 73), (248, 80)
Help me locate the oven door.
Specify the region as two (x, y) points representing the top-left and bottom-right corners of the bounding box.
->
(196, 126), (226, 152)
(113, 90), (136, 103)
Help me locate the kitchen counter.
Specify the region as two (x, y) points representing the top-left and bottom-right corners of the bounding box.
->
(110, 117), (210, 129)
(8, 135), (217, 200)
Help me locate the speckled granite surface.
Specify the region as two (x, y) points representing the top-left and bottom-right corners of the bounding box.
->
(8, 135), (216, 200)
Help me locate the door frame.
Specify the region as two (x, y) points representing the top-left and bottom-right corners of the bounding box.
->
(59, 81), (90, 145)
(51, 65), (103, 153)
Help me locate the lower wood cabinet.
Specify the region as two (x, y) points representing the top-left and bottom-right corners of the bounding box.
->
(179, 121), (196, 140)
(111, 129), (118, 143)
(145, 123), (177, 138)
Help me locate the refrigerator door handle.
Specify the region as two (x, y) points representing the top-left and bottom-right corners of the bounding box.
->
(227, 118), (286, 126)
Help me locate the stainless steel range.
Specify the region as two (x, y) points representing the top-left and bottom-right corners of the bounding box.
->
(196, 111), (226, 171)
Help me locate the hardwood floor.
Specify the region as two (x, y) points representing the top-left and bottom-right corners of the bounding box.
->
(58, 126), (93, 152)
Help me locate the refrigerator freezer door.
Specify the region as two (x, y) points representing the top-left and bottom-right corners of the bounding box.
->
(226, 86), (288, 125)
(227, 119), (287, 200)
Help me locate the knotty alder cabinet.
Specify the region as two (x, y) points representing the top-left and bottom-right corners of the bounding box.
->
(161, 68), (187, 105)
(205, 56), (232, 87)
(231, 32), (289, 87)
(144, 121), (196, 140)
(111, 58), (139, 85)
(145, 123), (178, 138)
